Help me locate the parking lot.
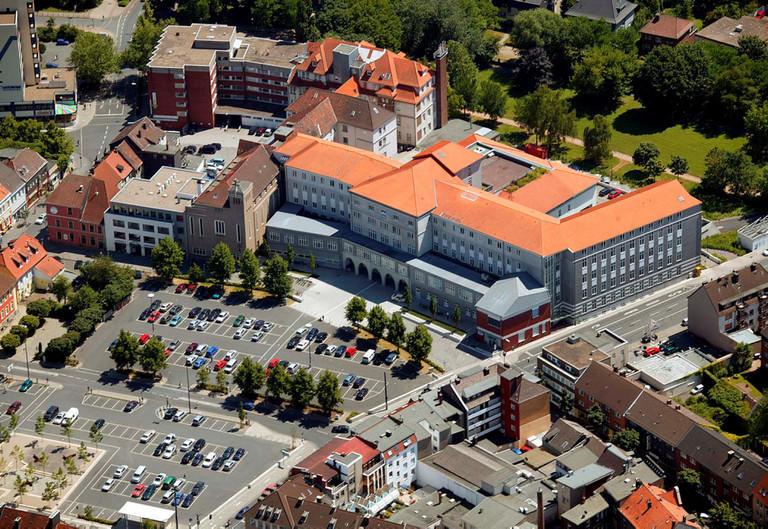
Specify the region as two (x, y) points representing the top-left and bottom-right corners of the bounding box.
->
(81, 282), (430, 412)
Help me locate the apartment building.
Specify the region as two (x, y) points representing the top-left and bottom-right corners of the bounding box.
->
(185, 144), (280, 259)
(539, 334), (611, 407)
(109, 117), (181, 178)
(283, 88), (397, 158)
(574, 362), (643, 435)
(617, 483), (695, 529)
(0, 234), (63, 299)
(0, 160), (27, 220)
(687, 262), (768, 353)
(499, 367), (551, 446)
(268, 133), (702, 325)
(2, 147), (49, 207)
(356, 417), (419, 491)
(289, 38), (441, 146)
(104, 167), (210, 256)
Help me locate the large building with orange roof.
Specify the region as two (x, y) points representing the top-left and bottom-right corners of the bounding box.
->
(268, 132), (701, 327)
(0, 234), (63, 299)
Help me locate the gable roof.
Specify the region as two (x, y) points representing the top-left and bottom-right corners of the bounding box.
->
(46, 173), (92, 210)
(0, 162), (25, 194)
(640, 13), (695, 38)
(575, 362), (643, 415)
(113, 140), (144, 171)
(475, 273), (551, 320)
(0, 505), (77, 529)
(543, 418), (593, 455)
(286, 88), (394, 133)
(110, 117), (166, 152)
(566, 0), (637, 24)
(413, 141), (484, 175)
(0, 235), (49, 279)
(624, 391), (696, 447)
(506, 167), (599, 213)
(503, 370), (550, 403)
(194, 144), (278, 208)
(5, 148), (47, 182)
(34, 255), (64, 279)
(692, 263), (768, 312)
(619, 483), (695, 529)
(81, 178), (112, 225)
(695, 15), (768, 47)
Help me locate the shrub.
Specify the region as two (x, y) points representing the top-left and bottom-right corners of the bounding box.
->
(9, 325), (28, 340)
(19, 315), (40, 332)
(69, 316), (95, 335)
(26, 298), (59, 319)
(1, 333), (20, 354)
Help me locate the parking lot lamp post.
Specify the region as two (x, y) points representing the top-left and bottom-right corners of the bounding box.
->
(174, 501), (180, 529)
(147, 293), (155, 333)
(23, 340), (30, 380)
(185, 365), (192, 413)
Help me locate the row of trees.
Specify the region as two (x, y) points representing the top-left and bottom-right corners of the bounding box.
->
(232, 357), (342, 413)
(0, 116), (74, 173)
(446, 40), (508, 120)
(344, 296), (432, 363)
(109, 330), (168, 375)
(0, 315), (41, 355)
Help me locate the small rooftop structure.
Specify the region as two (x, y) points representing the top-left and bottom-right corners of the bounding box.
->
(737, 215), (768, 251)
(475, 273), (549, 320)
(110, 167), (209, 212)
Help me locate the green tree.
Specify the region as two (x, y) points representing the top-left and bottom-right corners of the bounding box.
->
(64, 456), (76, 475)
(196, 367), (210, 388)
(447, 40), (478, 111)
(345, 296), (368, 328)
(316, 370), (342, 414)
(560, 392), (573, 415)
(37, 451), (49, 473)
(708, 503), (743, 529)
(151, 237), (184, 281)
(139, 338), (167, 375)
(262, 255), (293, 302)
(447, 87), (466, 119)
(387, 312), (407, 351)
(708, 380), (746, 417)
(405, 325), (432, 364)
(42, 481), (57, 506)
(122, 3), (174, 71)
(515, 85), (576, 152)
(69, 285), (99, 313)
(452, 305), (462, 330)
(52, 467), (67, 490)
(571, 46), (637, 108)
(367, 306), (389, 340)
(216, 368), (227, 390)
(233, 357), (266, 396)
(702, 148), (760, 196)
(308, 252), (316, 273)
(110, 330), (140, 371)
(317, 0), (402, 50)
(747, 395), (768, 447)
(403, 285), (412, 309)
(89, 424), (103, 448)
(513, 46), (553, 91)
(583, 115), (612, 166)
(25, 299), (56, 319)
(745, 103), (768, 162)
(35, 415), (45, 438)
(285, 245), (295, 267)
(68, 32), (120, 85)
(20, 315), (40, 333)
(289, 368), (316, 409)
(295, 0), (319, 42)
(188, 263), (204, 284)
(259, 240), (272, 258)
(1, 334), (20, 355)
(611, 428), (640, 451)
(509, 8), (569, 56)
(0, 425), (9, 444)
(78, 441), (90, 462)
(10, 325), (28, 340)
(586, 403), (605, 428)
(429, 296), (437, 320)
(10, 446), (21, 471)
(249, 0), (298, 29)
(478, 80), (507, 122)
(676, 468), (702, 507)
(207, 242), (236, 284)
(669, 155), (690, 178)
(8, 412), (18, 433)
(239, 248), (261, 292)
(237, 402), (247, 427)
(13, 474), (27, 501)
(632, 142), (665, 177)
(265, 364), (289, 400)
(738, 34), (768, 61)
(51, 275), (71, 303)
(733, 342), (753, 373)
(61, 423), (72, 446)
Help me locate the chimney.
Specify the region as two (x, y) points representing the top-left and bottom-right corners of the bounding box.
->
(437, 392), (443, 405)
(537, 488), (544, 529)
(13, 517), (21, 529)
(635, 478), (641, 490)
(646, 499), (652, 511)
(49, 510), (61, 528)
(197, 179), (205, 195)
(433, 42), (448, 129)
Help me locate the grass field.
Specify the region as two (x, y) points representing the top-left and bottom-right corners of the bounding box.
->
(702, 231), (747, 256)
(478, 69), (747, 177)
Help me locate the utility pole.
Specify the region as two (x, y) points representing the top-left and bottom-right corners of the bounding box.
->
(384, 372), (388, 411)
(185, 366), (192, 413)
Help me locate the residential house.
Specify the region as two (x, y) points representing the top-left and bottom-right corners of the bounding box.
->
(388, 488), (468, 529)
(574, 362), (643, 435)
(46, 149), (138, 249)
(687, 262), (768, 353)
(0, 234), (63, 299)
(0, 269), (17, 325)
(2, 147), (49, 208)
(440, 364), (507, 440)
(541, 418), (593, 456)
(461, 485), (558, 529)
(737, 215), (768, 253)
(109, 117), (180, 177)
(618, 483), (697, 529)
(0, 161), (28, 220)
(384, 398), (458, 458)
(185, 143), (280, 260)
(499, 366), (551, 446)
(496, 0), (549, 20)
(283, 88), (397, 158)
(565, 0), (637, 29)
(0, 505), (76, 529)
(639, 14), (696, 51)
(538, 334), (611, 408)
(695, 15), (768, 48)
(557, 464), (616, 517)
(752, 473), (768, 528)
(0, 183), (13, 232)
(356, 415), (419, 491)
(625, 348), (709, 396)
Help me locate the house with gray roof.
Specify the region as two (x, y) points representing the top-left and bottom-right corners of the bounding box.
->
(556, 464), (615, 516)
(565, 0), (637, 29)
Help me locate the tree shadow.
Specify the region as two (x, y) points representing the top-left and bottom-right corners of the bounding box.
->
(570, 94), (624, 120)
(97, 369), (126, 386)
(612, 108), (671, 136)
(621, 169), (655, 187)
(690, 119), (745, 141)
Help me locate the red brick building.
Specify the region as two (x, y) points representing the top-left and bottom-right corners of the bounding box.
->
(639, 14), (696, 51)
(499, 368), (550, 447)
(574, 362), (642, 434)
(475, 274), (551, 352)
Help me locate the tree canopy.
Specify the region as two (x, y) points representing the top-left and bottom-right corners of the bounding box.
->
(151, 237), (184, 281)
(207, 243), (235, 284)
(68, 33), (120, 86)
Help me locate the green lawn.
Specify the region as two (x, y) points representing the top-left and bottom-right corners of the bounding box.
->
(702, 231), (747, 256)
(479, 68), (747, 177)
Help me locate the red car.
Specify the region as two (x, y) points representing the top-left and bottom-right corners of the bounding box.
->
(6, 401), (21, 415)
(147, 311), (161, 323)
(187, 284), (197, 293)
(345, 347), (357, 358)
(756, 7), (765, 17)
(643, 346), (660, 357)
(138, 334), (150, 345)
(213, 359), (227, 371)
(175, 283), (188, 293)
(186, 343), (198, 354)
(132, 484), (146, 497)
(165, 348), (172, 356)
(520, 445), (532, 453)
(268, 358), (280, 369)
(607, 190), (623, 200)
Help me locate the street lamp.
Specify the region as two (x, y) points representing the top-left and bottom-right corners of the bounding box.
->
(147, 293), (155, 333)
(23, 340), (30, 380)
(185, 365), (192, 413)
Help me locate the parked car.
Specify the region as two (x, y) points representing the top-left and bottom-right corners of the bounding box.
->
(691, 384), (705, 395)
(6, 401), (21, 414)
(287, 336), (300, 348)
(295, 339), (310, 351)
(192, 414), (206, 426)
(19, 379), (33, 392)
(607, 190), (623, 200)
(199, 144), (216, 154)
(43, 405), (59, 421)
(138, 334), (150, 345)
(186, 343), (199, 354)
(243, 318), (256, 329)
(343, 374), (356, 386)
(216, 310), (230, 323)
(331, 425), (350, 434)
(385, 352), (398, 365)
(164, 408), (179, 420)
(170, 315), (183, 327)
(262, 322), (274, 332)
(234, 328), (247, 339)
(335, 345), (347, 357)
(35, 213), (47, 225)
(132, 484), (146, 497)
(355, 388), (369, 400)
(251, 331), (264, 342)
(142, 484), (158, 500)
(140, 430), (156, 443)
(233, 448), (245, 461)
(233, 315), (245, 327)
(197, 321), (209, 331)
(189, 307), (202, 318)
(114, 465), (128, 478)
(124, 400), (139, 412)
(193, 357), (208, 369)
(353, 377), (366, 388)
(176, 283), (188, 293)
(643, 346), (661, 357)
(315, 332), (328, 343)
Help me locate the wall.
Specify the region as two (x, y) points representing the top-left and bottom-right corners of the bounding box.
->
(476, 302), (551, 351)
(415, 463), (484, 506)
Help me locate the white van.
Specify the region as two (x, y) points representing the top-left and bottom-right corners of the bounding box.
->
(361, 349), (375, 364)
(63, 407), (79, 426)
(131, 465), (147, 483)
(224, 358), (237, 373)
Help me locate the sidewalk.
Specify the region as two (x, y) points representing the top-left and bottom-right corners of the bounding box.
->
(468, 111), (702, 184)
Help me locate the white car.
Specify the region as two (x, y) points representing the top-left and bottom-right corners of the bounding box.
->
(763, 248), (768, 257)
(186, 354), (199, 366)
(173, 478), (186, 491)
(243, 318), (255, 329)
(114, 465), (128, 478)
(195, 343), (208, 353)
(180, 438), (195, 452)
(162, 445), (177, 459)
(251, 331), (264, 342)
(223, 460), (236, 472)
(286, 362), (300, 374)
(102, 478), (115, 491)
(197, 321), (209, 331)
(325, 345), (337, 356)
(691, 384), (705, 395)
(35, 213), (47, 225)
(187, 319), (200, 330)
(140, 430), (156, 443)
(224, 358), (237, 373)
(52, 412), (65, 425)
(234, 328), (246, 339)
(163, 433), (177, 444)
(159, 302), (173, 312)
(216, 311), (229, 323)
(262, 322), (275, 332)
(152, 473), (167, 487)
(295, 340), (309, 352)
(225, 350), (237, 360)
(295, 324), (310, 336)
(173, 409), (187, 422)
(202, 452), (217, 468)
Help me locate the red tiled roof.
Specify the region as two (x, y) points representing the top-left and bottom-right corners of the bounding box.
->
(0, 235), (47, 280)
(93, 150), (133, 189)
(35, 255), (64, 279)
(619, 483), (697, 529)
(110, 117), (166, 152)
(113, 140), (144, 171)
(5, 148), (47, 182)
(754, 473), (768, 507)
(294, 436), (380, 479)
(194, 144), (278, 208)
(506, 166), (599, 213)
(46, 173), (92, 210)
(0, 506), (78, 529)
(413, 141), (484, 175)
(640, 14), (695, 38)
(81, 178), (111, 225)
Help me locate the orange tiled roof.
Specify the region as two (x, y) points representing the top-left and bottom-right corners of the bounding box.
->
(506, 166), (600, 213)
(351, 157), (464, 217)
(0, 182), (10, 203)
(619, 483), (697, 529)
(34, 255), (64, 279)
(0, 235), (47, 280)
(93, 150), (133, 190)
(336, 76), (362, 97)
(276, 133), (401, 187)
(413, 141), (484, 175)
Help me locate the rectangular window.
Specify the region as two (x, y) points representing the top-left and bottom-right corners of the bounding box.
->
(214, 220), (225, 236)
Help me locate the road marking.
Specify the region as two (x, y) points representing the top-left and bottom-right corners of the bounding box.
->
(623, 308), (638, 316)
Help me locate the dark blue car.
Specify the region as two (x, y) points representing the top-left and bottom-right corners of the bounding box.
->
(236, 506), (250, 519)
(182, 493), (195, 507)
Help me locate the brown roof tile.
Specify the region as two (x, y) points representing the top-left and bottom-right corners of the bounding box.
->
(46, 173), (92, 210)
(575, 362), (643, 415)
(696, 262), (768, 311)
(194, 144), (278, 208)
(110, 117), (166, 152)
(625, 391), (696, 447)
(640, 13), (695, 38)
(6, 148), (47, 182)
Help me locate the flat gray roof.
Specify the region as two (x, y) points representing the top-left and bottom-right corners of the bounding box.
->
(556, 464), (613, 488)
(407, 253), (490, 296)
(266, 204), (348, 237)
(111, 167), (208, 212)
(418, 119), (500, 150)
(628, 350), (707, 386)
